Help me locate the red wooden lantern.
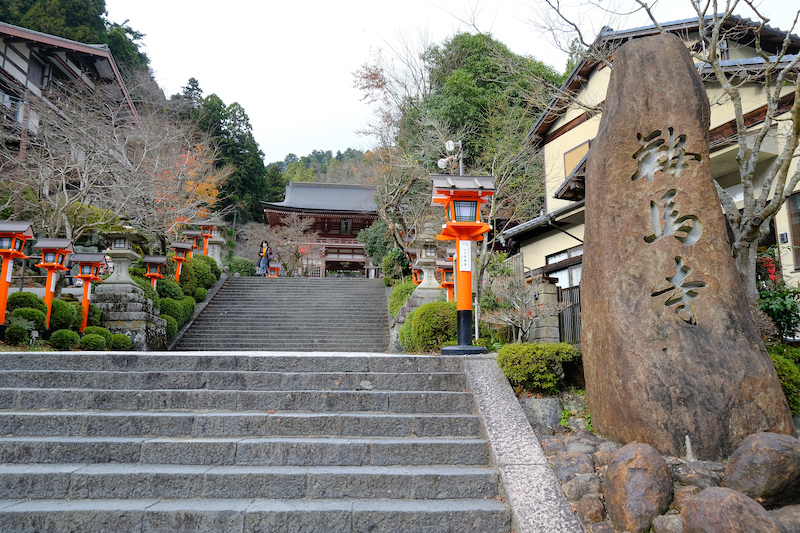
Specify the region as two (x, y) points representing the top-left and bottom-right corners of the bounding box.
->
(0, 221), (34, 325)
(33, 238), (74, 328)
(71, 253), (107, 331)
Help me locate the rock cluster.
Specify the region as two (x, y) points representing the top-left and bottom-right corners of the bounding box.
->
(524, 395), (800, 533)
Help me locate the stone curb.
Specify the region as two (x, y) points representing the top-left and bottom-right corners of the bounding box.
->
(463, 356), (583, 533)
(167, 272), (228, 351)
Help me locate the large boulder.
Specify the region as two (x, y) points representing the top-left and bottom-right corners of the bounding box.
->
(724, 432), (800, 508)
(548, 451), (595, 483)
(771, 505), (800, 533)
(682, 487), (782, 533)
(581, 32), (795, 460)
(604, 442), (672, 533)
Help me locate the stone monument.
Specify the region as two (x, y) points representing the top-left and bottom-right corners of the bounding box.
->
(581, 33), (794, 460)
(93, 230), (166, 350)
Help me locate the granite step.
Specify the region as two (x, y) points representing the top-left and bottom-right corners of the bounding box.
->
(1, 390), (474, 413)
(0, 436), (489, 466)
(0, 411), (480, 437)
(0, 370), (467, 391)
(0, 497), (510, 533)
(0, 464), (499, 500)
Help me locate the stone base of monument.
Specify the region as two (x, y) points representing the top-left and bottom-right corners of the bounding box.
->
(441, 344), (488, 355)
(93, 283), (167, 351)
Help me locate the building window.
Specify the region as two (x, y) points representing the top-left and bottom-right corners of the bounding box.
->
(28, 56), (45, 87)
(564, 141), (590, 177)
(788, 193), (800, 269)
(545, 245), (583, 288)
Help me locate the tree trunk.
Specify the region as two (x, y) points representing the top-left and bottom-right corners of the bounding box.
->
(733, 237), (759, 306)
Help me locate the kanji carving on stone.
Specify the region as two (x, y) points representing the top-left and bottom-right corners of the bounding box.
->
(645, 189), (702, 245)
(651, 256), (706, 325)
(632, 128), (701, 182)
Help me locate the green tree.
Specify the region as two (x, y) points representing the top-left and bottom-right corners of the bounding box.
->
(197, 94), (268, 224)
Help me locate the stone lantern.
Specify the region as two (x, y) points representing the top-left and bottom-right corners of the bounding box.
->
(93, 229), (166, 350)
(412, 221), (442, 291)
(430, 174), (495, 355)
(0, 221), (34, 324)
(98, 231), (143, 288)
(33, 238), (74, 328)
(71, 253), (106, 331)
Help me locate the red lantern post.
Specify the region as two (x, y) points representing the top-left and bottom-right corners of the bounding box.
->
(170, 242), (193, 283)
(182, 230), (202, 260)
(430, 174), (495, 355)
(200, 223), (218, 256)
(33, 238), (74, 328)
(143, 256), (168, 288)
(0, 221), (34, 324)
(70, 253), (106, 331)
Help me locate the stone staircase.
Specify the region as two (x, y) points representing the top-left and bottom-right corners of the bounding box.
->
(0, 351), (511, 532)
(174, 277), (390, 352)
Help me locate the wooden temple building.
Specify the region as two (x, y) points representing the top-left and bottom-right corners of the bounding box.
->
(261, 182), (379, 277)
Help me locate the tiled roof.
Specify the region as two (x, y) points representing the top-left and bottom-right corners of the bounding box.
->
(262, 182), (377, 213)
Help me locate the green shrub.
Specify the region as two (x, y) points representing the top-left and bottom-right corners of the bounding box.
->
(381, 247), (410, 283)
(399, 301), (457, 353)
(398, 309), (417, 352)
(49, 329), (80, 350)
(160, 297), (184, 326)
(10, 307), (47, 332)
(389, 280), (417, 318)
(163, 314), (178, 339)
(382, 276), (394, 287)
(191, 255), (219, 287)
(194, 254), (222, 281)
(83, 326), (112, 347)
(4, 324), (29, 345)
(157, 278), (184, 300)
(69, 301), (84, 330)
(194, 287), (208, 301)
(87, 303), (102, 327)
(79, 333), (106, 351)
(178, 260), (198, 298)
(768, 344), (800, 365)
(6, 292), (46, 314)
(180, 296), (197, 323)
(110, 333), (133, 350)
(227, 256), (256, 277)
(49, 299), (77, 331)
(768, 345), (800, 415)
(134, 275), (161, 312)
(497, 342), (581, 395)
(759, 287), (800, 342)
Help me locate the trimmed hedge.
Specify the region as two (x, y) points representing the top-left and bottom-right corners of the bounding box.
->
(497, 342), (580, 395)
(49, 299), (77, 331)
(194, 254), (222, 280)
(227, 256), (256, 277)
(163, 314), (178, 340)
(389, 280), (417, 318)
(6, 292), (46, 314)
(11, 307), (47, 332)
(157, 278), (184, 300)
(398, 301), (457, 353)
(110, 333), (133, 350)
(50, 329), (80, 350)
(4, 325), (28, 345)
(79, 333), (106, 351)
(83, 326), (112, 347)
(195, 287), (208, 301)
(134, 275), (161, 312)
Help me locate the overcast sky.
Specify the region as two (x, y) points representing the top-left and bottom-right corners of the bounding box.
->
(104, 0), (797, 165)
